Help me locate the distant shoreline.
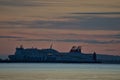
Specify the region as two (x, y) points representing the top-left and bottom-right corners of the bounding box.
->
(1, 60), (120, 64)
(0, 60), (102, 63)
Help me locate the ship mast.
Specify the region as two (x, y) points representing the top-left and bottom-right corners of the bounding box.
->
(50, 43), (53, 49)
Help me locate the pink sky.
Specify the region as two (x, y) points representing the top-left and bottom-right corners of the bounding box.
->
(0, 0), (120, 58)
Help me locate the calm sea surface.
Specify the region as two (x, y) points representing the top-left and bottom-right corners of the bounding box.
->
(0, 63), (120, 80)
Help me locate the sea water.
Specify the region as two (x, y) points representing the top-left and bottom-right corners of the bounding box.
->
(0, 63), (120, 80)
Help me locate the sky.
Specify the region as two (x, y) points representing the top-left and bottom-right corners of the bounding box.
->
(0, 0), (120, 59)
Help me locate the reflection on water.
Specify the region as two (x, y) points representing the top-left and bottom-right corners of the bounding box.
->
(0, 63), (120, 80)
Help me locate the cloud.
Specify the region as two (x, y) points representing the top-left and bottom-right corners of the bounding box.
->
(0, 36), (23, 39)
(0, 0), (62, 7)
(71, 12), (120, 15)
(82, 3), (120, 8)
(17, 38), (120, 44)
(0, 11), (120, 30)
(10, 30), (120, 44)
(112, 34), (120, 39)
(12, 31), (120, 40)
(105, 49), (118, 51)
(0, 0), (40, 7)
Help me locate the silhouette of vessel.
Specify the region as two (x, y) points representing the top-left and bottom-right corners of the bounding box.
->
(8, 45), (98, 63)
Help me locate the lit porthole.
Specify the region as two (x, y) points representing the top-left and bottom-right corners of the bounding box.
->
(48, 53), (52, 56)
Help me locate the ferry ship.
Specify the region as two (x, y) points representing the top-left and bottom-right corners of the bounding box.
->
(8, 45), (97, 63)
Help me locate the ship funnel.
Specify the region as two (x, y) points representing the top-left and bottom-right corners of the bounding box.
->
(93, 52), (97, 61)
(77, 46), (82, 53)
(70, 45), (82, 53)
(20, 45), (24, 49)
(70, 46), (77, 52)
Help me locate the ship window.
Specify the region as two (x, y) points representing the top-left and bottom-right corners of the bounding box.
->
(48, 53), (52, 56)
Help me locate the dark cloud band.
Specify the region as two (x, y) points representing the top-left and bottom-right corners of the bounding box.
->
(0, 16), (120, 30)
(0, 36), (23, 39)
(71, 12), (120, 15)
(17, 38), (120, 44)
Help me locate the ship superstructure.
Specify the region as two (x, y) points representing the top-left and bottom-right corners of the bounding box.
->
(8, 45), (97, 63)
